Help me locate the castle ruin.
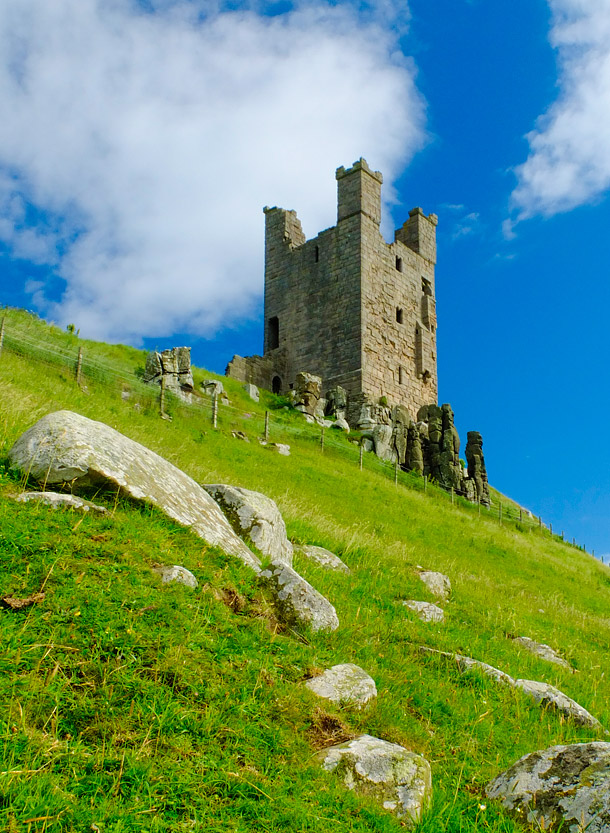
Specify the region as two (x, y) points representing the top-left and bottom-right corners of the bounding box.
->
(227, 158), (438, 425)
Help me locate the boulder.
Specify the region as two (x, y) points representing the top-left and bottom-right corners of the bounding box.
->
(155, 565), (198, 589)
(201, 379), (224, 397)
(419, 570), (451, 601)
(403, 600), (444, 623)
(203, 485), (293, 566)
(325, 386), (348, 419)
(8, 411), (260, 572)
(293, 372), (322, 416)
(332, 416), (350, 433)
(319, 735), (432, 825)
(243, 383), (259, 402)
(260, 441), (291, 456)
(487, 742), (610, 833)
(306, 664), (377, 707)
(16, 491), (109, 514)
(373, 424), (396, 463)
(514, 679), (601, 729)
(260, 561), (338, 632)
(295, 544), (350, 573)
(512, 636), (573, 671)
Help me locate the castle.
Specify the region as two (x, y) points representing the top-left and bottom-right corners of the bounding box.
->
(227, 158), (439, 425)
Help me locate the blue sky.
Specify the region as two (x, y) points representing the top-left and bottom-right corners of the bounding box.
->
(2, 0), (610, 556)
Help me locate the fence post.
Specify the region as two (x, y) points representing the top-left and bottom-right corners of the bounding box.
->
(0, 316), (5, 358)
(550, 522), (553, 535)
(395, 460), (399, 486)
(320, 426), (325, 451)
(539, 516), (542, 531)
(359, 444), (364, 471)
(478, 498), (481, 516)
(424, 475), (427, 494)
(561, 530), (564, 541)
(75, 346), (83, 385)
(572, 537), (576, 546)
(264, 411), (269, 442)
(519, 507), (523, 523)
(160, 375), (166, 418)
(212, 392), (218, 428)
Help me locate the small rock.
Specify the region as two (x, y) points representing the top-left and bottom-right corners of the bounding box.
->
(306, 664), (377, 706)
(303, 414), (315, 424)
(362, 438), (374, 453)
(204, 484), (293, 566)
(266, 442), (291, 456)
(403, 600), (444, 623)
(332, 417), (350, 433)
(514, 679), (601, 729)
(16, 491), (109, 514)
(295, 544), (350, 573)
(487, 742), (610, 833)
(243, 383), (259, 402)
(511, 635), (573, 671)
(319, 734), (432, 825)
(155, 565), (198, 589)
(260, 561), (339, 632)
(419, 570), (451, 601)
(231, 431), (250, 442)
(419, 647), (515, 686)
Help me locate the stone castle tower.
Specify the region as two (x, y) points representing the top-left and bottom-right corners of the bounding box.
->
(227, 158), (439, 424)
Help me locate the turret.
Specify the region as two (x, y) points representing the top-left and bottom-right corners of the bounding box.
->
(336, 158), (383, 226)
(395, 207), (438, 264)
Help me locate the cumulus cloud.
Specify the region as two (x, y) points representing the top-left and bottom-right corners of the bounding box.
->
(511, 0), (610, 219)
(0, 0), (425, 343)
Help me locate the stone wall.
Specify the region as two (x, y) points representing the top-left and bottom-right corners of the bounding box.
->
(226, 158), (438, 425)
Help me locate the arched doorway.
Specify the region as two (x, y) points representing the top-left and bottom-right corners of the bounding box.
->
(272, 375), (282, 395)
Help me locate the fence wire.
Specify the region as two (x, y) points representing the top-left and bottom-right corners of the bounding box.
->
(0, 316), (592, 557)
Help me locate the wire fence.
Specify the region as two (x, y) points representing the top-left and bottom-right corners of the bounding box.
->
(0, 314), (597, 559)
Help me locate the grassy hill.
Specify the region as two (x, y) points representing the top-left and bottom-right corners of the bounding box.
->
(1, 308), (609, 832)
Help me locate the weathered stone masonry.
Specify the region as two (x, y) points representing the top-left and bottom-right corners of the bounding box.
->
(227, 158), (438, 424)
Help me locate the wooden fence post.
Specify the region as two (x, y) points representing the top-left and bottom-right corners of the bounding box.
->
(519, 507), (523, 523)
(264, 410), (269, 442)
(160, 375), (166, 418)
(539, 516), (542, 531)
(424, 475), (427, 494)
(395, 460), (399, 486)
(212, 392), (218, 428)
(478, 498), (481, 516)
(550, 523), (553, 535)
(0, 316), (5, 358)
(359, 444), (364, 471)
(75, 346), (83, 385)
(561, 530), (564, 541)
(320, 426), (325, 451)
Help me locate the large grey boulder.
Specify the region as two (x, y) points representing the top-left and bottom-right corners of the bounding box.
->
(403, 600), (444, 623)
(295, 544), (350, 573)
(319, 735), (432, 825)
(8, 411), (259, 572)
(514, 679), (601, 729)
(487, 742), (610, 833)
(512, 635), (573, 671)
(16, 491), (109, 514)
(372, 424), (396, 463)
(419, 570), (451, 601)
(306, 664), (377, 707)
(260, 561), (339, 632)
(203, 484), (293, 566)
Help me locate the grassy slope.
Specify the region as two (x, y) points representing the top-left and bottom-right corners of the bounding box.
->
(1, 309), (609, 832)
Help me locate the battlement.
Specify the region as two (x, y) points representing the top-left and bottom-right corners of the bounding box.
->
(336, 157), (383, 225)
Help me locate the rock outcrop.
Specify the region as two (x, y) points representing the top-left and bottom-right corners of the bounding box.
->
(143, 347), (194, 402)
(293, 372), (322, 416)
(8, 411), (260, 572)
(487, 742), (610, 833)
(204, 484), (293, 566)
(295, 544), (350, 573)
(16, 491), (109, 514)
(403, 600), (444, 623)
(306, 664), (377, 706)
(355, 400), (489, 506)
(419, 570), (451, 601)
(260, 561), (339, 632)
(325, 386), (348, 420)
(319, 735), (432, 825)
(511, 635), (573, 671)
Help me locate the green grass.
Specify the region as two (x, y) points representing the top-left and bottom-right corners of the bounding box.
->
(1, 308), (609, 832)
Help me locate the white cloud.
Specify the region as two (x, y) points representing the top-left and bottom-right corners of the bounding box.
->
(0, 0), (425, 343)
(511, 0), (610, 219)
